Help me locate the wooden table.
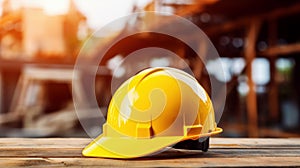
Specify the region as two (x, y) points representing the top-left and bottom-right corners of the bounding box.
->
(0, 138), (299, 167)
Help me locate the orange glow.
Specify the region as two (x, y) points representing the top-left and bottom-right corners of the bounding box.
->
(23, 0), (70, 15)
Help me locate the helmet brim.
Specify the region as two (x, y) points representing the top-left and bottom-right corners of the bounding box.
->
(82, 127), (222, 159)
(82, 134), (182, 159)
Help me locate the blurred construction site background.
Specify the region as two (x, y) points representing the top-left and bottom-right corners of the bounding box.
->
(0, 0), (300, 138)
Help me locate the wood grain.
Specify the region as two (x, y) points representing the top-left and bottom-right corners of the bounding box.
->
(0, 138), (299, 167)
(244, 19), (261, 137)
(260, 43), (300, 56)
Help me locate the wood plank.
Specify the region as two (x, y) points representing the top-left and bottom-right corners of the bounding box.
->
(1, 144), (300, 158)
(210, 138), (300, 148)
(0, 138), (299, 157)
(221, 122), (300, 138)
(0, 157), (299, 167)
(0, 138), (88, 157)
(0, 138), (299, 167)
(0, 138), (300, 149)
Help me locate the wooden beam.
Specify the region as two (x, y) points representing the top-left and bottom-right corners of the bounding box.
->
(0, 72), (2, 114)
(268, 57), (279, 122)
(244, 19), (261, 137)
(267, 19), (280, 123)
(141, 0), (219, 33)
(175, 0), (219, 16)
(260, 43), (300, 56)
(205, 3), (300, 35)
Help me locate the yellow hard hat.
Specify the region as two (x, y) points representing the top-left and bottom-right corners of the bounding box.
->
(82, 67), (222, 158)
